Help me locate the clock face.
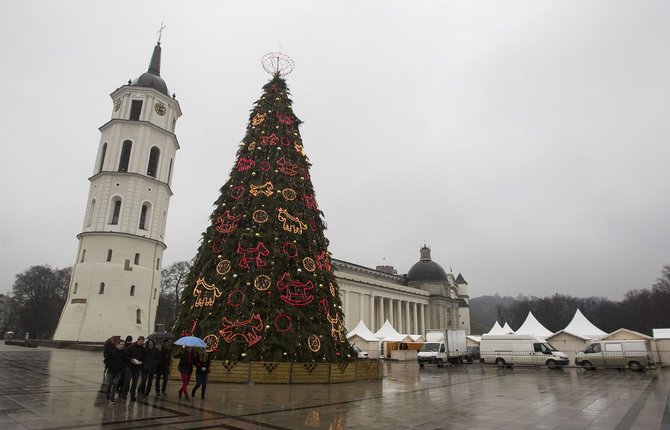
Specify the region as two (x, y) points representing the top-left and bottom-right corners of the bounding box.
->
(113, 98), (121, 111)
(154, 102), (166, 116)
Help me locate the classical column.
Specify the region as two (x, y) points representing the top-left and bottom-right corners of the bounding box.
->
(405, 301), (410, 334)
(388, 298), (394, 327)
(369, 294), (375, 331)
(359, 292), (364, 326)
(412, 302), (418, 334)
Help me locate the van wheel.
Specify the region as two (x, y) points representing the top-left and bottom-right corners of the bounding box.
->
(495, 358), (506, 368)
(546, 360), (557, 369)
(437, 359), (443, 368)
(629, 361), (642, 371)
(581, 360), (594, 370)
(419, 363), (424, 368)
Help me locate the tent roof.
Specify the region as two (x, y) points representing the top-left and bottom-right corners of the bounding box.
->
(501, 322), (515, 334)
(408, 334), (425, 342)
(467, 335), (481, 343)
(515, 311), (554, 338)
(346, 320), (379, 342)
(653, 328), (670, 339)
(485, 321), (504, 335)
(374, 319), (407, 342)
(562, 309), (607, 339)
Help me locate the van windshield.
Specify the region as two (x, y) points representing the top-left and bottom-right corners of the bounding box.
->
(420, 343), (439, 352)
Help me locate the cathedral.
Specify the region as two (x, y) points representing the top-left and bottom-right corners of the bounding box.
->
(53, 42), (471, 342)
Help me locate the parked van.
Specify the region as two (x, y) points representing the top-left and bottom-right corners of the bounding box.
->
(575, 340), (653, 371)
(480, 334), (570, 369)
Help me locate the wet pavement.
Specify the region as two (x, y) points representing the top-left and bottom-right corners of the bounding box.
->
(0, 343), (669, 429)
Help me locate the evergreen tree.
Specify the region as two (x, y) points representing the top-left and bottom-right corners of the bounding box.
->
(174, 73), (353, 362)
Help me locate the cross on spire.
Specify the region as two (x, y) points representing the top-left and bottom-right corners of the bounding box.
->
(157, 22), (166, 44)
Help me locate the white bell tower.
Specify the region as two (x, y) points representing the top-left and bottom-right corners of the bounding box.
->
(54, 41), (181, 342)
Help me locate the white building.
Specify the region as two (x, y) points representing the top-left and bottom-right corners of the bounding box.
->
(53, 41), (181, 342)
(335, 245), (472, 335)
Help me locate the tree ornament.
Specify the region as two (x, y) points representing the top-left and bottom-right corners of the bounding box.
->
(249, 181), (274, 197)
(254, 275), (272, 291)
(203, 334), (220, 353)
(236, 157), (255, 172)
(215, 210), (242, 234)
(259, 160), (271, 171)
(212, 237), (227, 254)
(303, 257), (316, 272)
(308, 335), (321, 352)
(302, 194), (318, 211)
(193, 277), (222, 307)
(280, 136), (291, 146)
(274, 313), (292, 332)
(277, 208), (308, 234)
(220, 314), (263, 346)
(281, 188), (297, 201)
(315, 251), (332, 272)
(248, 142), (256, 151)
(252, 209), (269, 223)
(276, 112), (294, 125)
(277, 272), (314, 306)
(329, 282), (336, 297)
(230, 185), (245, 200)
(260, 134), (280, 146)
(294, 142), (305, 157)
(282, 242), (298, 258)
(251, 112), (267, 125)
(226, 289), (245, 307)
(237, 242), (270, 268)
(320, 298), (346, 342)
(276, 157), (299, 176)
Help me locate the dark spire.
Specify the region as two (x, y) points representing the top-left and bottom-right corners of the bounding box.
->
(148, 43), (161, 76)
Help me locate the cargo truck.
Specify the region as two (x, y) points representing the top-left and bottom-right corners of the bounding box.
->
(417, 329), (467, 367)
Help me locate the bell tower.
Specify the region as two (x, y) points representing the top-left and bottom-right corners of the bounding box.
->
(54, 41), (181, 342)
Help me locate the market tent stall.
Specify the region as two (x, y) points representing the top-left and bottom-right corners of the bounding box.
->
(501, 322), (515, 334)
(514, 311), (554, 338)
(346, 320), (381, 359)
(485, 321), (504, 335)
(375, 320), (415, 359)
(562, 309), (606, 339)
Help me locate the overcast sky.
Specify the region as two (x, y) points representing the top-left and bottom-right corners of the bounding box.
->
(1, 1), (669, 300)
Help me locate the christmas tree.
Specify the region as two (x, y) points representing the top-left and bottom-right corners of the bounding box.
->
(174, 55), (353, 362)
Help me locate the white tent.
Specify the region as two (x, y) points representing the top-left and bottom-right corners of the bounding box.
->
(485, 321), (504, 335)
(374, 319), (408, 342)
(501, 322), (515, 334)
(562, 309), (606, 339)
(346, 320), (380, 358)
(515, 311), (553, 338)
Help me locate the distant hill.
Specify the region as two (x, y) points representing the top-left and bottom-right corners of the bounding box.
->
(469, 294), (519, 334)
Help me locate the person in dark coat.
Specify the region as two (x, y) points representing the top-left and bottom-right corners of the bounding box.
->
(105, 339), (126, 406)
(122, 336), (146, 401)
(117, 335), (132, 394)
(155, 340), (172, 396)
(102, 336), (118, 392)
(141, 340), (161, 397)
(191, 349), (211, 400)
(177, 347), (194, 400)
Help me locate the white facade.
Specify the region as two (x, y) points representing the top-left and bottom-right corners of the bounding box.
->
(54, 43), (181, 342)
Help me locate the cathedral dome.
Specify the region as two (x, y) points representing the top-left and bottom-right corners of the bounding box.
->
(406, 245), (448, 283)
(131, 43), (169, 95)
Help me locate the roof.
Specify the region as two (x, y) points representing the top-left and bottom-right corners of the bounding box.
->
(547, 330), (591, 341)
(455, 273), (468, 285)
(485, 321), (504, 335)
(652, 328), (670, 339)
(562, 309), (607, 339)
(131, 43), (169, 95)
(603, 328), (652, 340)
(406, 245), (448, 283)
(374, 319), (408, 342)
(346, 320), (379, 342)
(501, 322), (515, 334)
(514, 311), (554, 338)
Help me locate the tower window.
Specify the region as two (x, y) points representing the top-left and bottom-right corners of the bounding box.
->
(130, 100), (143, 121)
(106, 249), (112, 262)
(130, 285), (135, 296)
(87, 199), (96, 227)
(134, 253), (140, 265)
(139, 204), (149, 230)
(109, 198), (122, 225)
(168, 158), (173, 184)
(73, 283), (78, 295)
(136, 309), (141, 324)
(118, 140), (132, 172)
(80, 249), (86, 262)
(153, 288), (157, 300)
(156, 258), (160, 270)
(147, 147), (160, 177)
(98, 143), (107, 173)
(99, 282), (105, 294)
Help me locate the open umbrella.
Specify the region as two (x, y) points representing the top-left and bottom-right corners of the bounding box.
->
(147, 331), (174, 341)
(174, 335), (207, 348)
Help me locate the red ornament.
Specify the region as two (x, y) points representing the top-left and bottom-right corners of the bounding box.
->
(315, 251), (331, 272)
(230, 185), (245, 200)
(181, 319), (198, 337)
(259, 160), (271, 171)
(274, 314), (292, 332)
(215, 210), (242, 234)
(280, 137), (291, 146)
(277, 273), (314, 306)
(236, 157), (255, 172)
(282, 242), (298, 258)
(237, 242), (270, 268)
(260, 134), (280, 146)
(226, 289), (245, 307)
(219, 314), (263, 346)
(302, 194), (318, 211)
(212, 237), (227, 254)
(276, 157), (299, 176)
(276, 112), (294, 125)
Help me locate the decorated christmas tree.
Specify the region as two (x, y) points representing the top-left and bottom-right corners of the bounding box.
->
(174, 54), (354, 362)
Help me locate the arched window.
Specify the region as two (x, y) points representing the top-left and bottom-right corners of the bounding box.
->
(98, 143), (107, 173)
(109, 197), (122, 225)
(73, 283), (78, 294)
(147, 147), (160, 177)
(134, 253), (140, 265)
(136, 309), (142, 324)
(139, 203), (150, 230)
(130, 285), (135, 296)
(118, 140), (132, 172)
(106, 249), (112, 262)
(99, 282), (105, 294)
(130, 100), (143, 121)
(87, 199), (96, 227)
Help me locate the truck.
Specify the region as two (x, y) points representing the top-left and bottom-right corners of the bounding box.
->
(417, 329), (467, 367)
(479, 334), (569, 369)
(575, 340), (653, 371)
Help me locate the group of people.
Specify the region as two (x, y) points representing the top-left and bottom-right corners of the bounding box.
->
(102, 335), (211, 406)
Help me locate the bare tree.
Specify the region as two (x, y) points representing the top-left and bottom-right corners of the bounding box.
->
(155, 260), (192, 330)
(12, 265), (71, 339)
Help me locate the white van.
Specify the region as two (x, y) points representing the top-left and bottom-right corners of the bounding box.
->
(480, 334), (570, 369)
(575, 340), (653, 371)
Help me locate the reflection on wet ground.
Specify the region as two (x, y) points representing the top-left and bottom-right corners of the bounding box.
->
(0, 343), (668, 429)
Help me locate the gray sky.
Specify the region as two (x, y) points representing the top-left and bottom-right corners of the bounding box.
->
(1, 1), (669, 300)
